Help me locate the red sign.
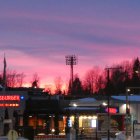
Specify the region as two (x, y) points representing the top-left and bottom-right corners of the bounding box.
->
(0, 103), (19, 107)
(105, 107), (118, 114)
(0, 95), (20, 101)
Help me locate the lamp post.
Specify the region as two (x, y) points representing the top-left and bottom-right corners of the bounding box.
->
(126, 88), (130, 139)
(73, 103), (78, 140)
(65, 55), (77, 94)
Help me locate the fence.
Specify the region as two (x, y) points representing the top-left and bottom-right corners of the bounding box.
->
(34, 130), (131, 140)
(34, 135), (66, 140)
(34, 131), (116, 140)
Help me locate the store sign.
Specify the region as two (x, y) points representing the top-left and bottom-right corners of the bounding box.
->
(105, 107), (118, 114)
(0, 95), (21, 107)
(0, 95), (20, 101)
(0, 103), (19, 107)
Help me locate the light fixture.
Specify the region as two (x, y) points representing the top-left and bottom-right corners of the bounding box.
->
(73, 103), (77, 107)
(126, 88), (131, 92)
(102, 102), (107, 106)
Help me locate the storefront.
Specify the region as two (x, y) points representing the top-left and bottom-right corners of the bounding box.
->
(0, 93), (27, 135)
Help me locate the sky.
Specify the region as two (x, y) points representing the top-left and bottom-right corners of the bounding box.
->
(0, 0), (140, 90)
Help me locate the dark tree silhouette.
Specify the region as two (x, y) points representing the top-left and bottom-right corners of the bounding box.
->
(83, 67), (104, 95)
(131, 58), (140, 87)
(128, 58), (140, 94)
(31, 73), (40, 88)
(4, 70), (25, 87)
(70, 75), (83, 95)
(102, 58), (140, 95)
(111, 67), (124, 95)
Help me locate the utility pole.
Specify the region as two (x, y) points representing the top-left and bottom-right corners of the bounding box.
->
(65, 55), (77, 94)
(105, 67), (122, 140)
(2, 54), (9, 135)
(3, 54), (6, 92)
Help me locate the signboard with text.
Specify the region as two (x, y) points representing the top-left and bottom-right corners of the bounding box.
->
(0, 95), (21, 107)
(105, 107), (119, 114)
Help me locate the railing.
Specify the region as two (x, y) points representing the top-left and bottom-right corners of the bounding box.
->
(34, 135), (66, 140)
(34, 131), (130, 140)
(78, 131), (116, 140)
(15, 126), (129, 140)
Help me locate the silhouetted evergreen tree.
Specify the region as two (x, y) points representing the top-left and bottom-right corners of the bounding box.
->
(71, 76), (83, 95)
(104, 77), (115, 96)
(131, 58), (140, 87)
(129, 58), (140, 94)
(111, 68), (125, 95)
(102, 58), (140, 95)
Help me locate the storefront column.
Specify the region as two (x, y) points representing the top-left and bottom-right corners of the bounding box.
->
(74, 114), (79, 140)
(54, 113), (59, 135)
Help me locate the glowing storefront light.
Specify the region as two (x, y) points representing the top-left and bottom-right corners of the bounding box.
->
(83, 116), (87, 119)
(93, 116), (97, 119)
(0, 103), (19, 107)
(79, 115), (97, 120)
(88, 116), (92, 119)
(73, 103), (77, 107)
(91, 119), (96, 127)
(102, 102), (107, 106)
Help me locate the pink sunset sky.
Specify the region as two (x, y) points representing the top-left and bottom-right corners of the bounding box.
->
(0, 1), (140, 90)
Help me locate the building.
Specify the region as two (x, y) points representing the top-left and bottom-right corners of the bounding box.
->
(0, 87), (140, 139)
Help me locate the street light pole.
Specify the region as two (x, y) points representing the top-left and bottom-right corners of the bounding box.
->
(126, 88), (129, 139)
(65, 55), (77, 94)
(106, 69), (110, 140)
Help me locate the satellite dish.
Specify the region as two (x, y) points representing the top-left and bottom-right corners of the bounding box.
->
(8, 130), (18, 140)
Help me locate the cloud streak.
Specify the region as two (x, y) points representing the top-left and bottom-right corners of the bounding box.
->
(0, 0), (140, 88)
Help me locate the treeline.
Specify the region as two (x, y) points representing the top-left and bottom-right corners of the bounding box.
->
(68, 57), (140, 96)
(1, 57), (140, 96)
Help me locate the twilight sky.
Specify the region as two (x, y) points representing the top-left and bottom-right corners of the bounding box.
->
(0, 0), (140, 89)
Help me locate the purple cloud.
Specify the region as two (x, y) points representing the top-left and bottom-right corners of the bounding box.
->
(0, 0), (140, 89)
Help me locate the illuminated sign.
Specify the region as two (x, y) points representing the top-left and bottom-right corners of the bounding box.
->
(0, 103), (19, 107)
(0, 95), (21, 107)
(0, 95), (20, 101)
(105, 107), (118, 114)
